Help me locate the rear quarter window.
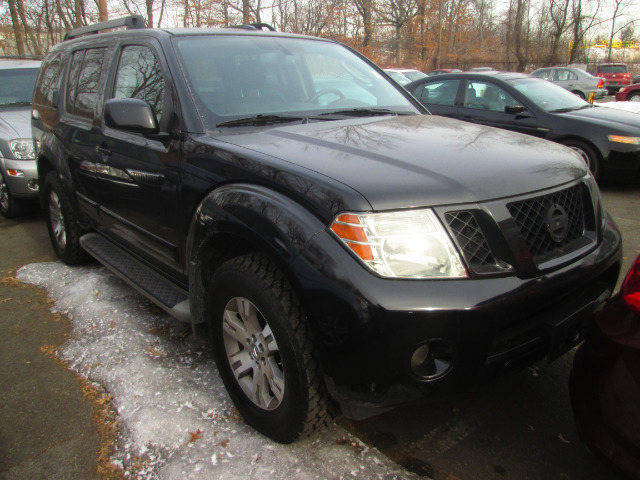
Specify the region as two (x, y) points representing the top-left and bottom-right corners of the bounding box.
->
(33, 54), (61, 107)
(65, 48), (108, 119)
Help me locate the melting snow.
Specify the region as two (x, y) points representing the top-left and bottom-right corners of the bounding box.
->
(18, 262), (414, 479)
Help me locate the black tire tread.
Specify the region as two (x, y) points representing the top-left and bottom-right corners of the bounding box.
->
(221, 253), (336, 440)
(44, 172), (91, 265)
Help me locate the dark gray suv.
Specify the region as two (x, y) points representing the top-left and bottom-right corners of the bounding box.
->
(32, 16), (622, 443)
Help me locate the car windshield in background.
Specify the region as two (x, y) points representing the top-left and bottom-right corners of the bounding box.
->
(0, 68), (40, 106)
(508, 77), (588, 112)
(173, 35), (419, 128)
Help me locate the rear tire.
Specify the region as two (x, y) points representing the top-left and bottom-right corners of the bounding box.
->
(572, 90), (585, 100)
(43, 171), (90, 265)
(207, 253), (334, 443)
(561, 140), (601, 181)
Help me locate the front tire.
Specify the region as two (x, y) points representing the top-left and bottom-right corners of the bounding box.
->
(628, 93), (640, 102)
(43, 171), (90, 265)
(207, 253), (334, 443)
(561, 140), (601, 181)
(0, 174), (28, 218)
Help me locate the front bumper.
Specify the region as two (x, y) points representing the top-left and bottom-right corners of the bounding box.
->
(605, 144), (640, 181)
(0, 157), (39, 198)
(290, 213), (622, 412)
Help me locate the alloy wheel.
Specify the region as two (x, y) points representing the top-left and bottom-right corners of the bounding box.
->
(48, 190), (67, 249)
(222, 296), (285, 411)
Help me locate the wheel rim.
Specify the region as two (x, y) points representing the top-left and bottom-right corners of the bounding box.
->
(568, 146), (592, 172)
(222, 297), (285, 410)
(48, 190), (67, 249)
(0, 181), (9, 212)
(629, 94), (640, 102)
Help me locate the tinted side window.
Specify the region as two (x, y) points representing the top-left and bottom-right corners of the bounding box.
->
(419, 80), (460, 106)
(113, 45), (165, 123)
(33, 56), (61, 107)
(66, 48), (107, 119)
(65, 50), (84, 114)
(465, 81), (517, 112)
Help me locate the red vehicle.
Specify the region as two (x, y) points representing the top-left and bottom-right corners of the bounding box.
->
(571, 253), (640, 480)
(615, 82), (640, 102)
(596, 63), (632, 93)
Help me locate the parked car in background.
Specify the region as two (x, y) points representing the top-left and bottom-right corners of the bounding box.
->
(405, 71), (640, 181)
(596, 63), (631, 93)
(469, 67), (495, 72)
(383, 69), (411, 86)
(633, 73), (640, 84)
(571, 253), (640, 480)
(0, 57), (41, 218)
(33, 16), (622, 444)
(383, 68), (427, 82)
(615, 82), (640, 102)
(530, 66), (607, 100)
(427, 68), (462, 76)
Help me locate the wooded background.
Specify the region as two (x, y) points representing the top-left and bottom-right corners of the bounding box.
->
(2, 0), (639, 72)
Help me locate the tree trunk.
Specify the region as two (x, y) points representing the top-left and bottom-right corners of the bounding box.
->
(97, 0), (108, 21)
(8, 0), (26, 55)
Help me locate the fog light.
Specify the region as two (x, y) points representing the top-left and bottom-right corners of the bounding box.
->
(410, 340), (454, 380)
(7, 169), (24, 177)
(27, 179), (39, 191)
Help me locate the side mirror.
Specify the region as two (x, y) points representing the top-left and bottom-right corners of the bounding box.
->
(104, 98), (159, 134)
(504, 104), (526, 115)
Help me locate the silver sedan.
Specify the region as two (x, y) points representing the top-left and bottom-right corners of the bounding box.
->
(530, 67), (607, 100)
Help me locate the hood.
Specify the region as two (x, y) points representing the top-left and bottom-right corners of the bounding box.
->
(208, 115), (587, 212)
(560, 105), (640, 133)
(0, 107), (32, 139)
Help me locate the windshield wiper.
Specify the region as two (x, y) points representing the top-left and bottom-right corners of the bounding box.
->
(1, 101), (31, 107)
(216, 114), (306, 128)
(549, 107), (578, 113)
(318, 108), (399, 118)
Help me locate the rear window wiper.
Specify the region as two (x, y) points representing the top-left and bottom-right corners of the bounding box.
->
(216, 114), (306, 128)
(318, 108), (399, 117)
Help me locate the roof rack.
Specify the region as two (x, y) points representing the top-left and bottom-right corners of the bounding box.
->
(64, 15), (146, 41)
(225, 23), (276, 32)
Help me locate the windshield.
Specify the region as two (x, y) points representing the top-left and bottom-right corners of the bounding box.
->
(173, 35), (419, 128)
(507, 77), (588, 112)
(0, 68), (40, 106)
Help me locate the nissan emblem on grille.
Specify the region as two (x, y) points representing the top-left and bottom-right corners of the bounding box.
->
(545, 203), (569, 243)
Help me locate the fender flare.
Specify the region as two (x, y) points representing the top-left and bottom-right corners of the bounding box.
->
(187, 183), (328, 325)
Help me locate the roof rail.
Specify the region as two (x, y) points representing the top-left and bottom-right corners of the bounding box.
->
(64, 15), (146, 41)
(225, 23), (276, 32)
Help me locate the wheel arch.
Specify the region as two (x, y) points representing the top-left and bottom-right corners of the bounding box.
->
(555, 135), (607, 176)
(187, 183), (327, 329)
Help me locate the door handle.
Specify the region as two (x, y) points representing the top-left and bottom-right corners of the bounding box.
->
(95, 145), (111, 159)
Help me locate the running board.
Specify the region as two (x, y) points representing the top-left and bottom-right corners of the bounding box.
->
(79, 233), (191, 323)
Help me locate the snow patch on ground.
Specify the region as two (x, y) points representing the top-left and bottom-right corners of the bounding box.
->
(18, 262), (414, 479)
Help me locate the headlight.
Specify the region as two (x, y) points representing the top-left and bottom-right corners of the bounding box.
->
(330, 209), (467, 278)
(9, 138), (36, 159)
(608, 135), (640, 145)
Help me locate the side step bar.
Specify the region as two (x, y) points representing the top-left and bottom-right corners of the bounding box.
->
(79, 233), (191, 323)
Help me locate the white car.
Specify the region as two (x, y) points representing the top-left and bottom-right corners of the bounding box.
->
(383, 68), (427, 82)
(0, 57), (41, 218)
